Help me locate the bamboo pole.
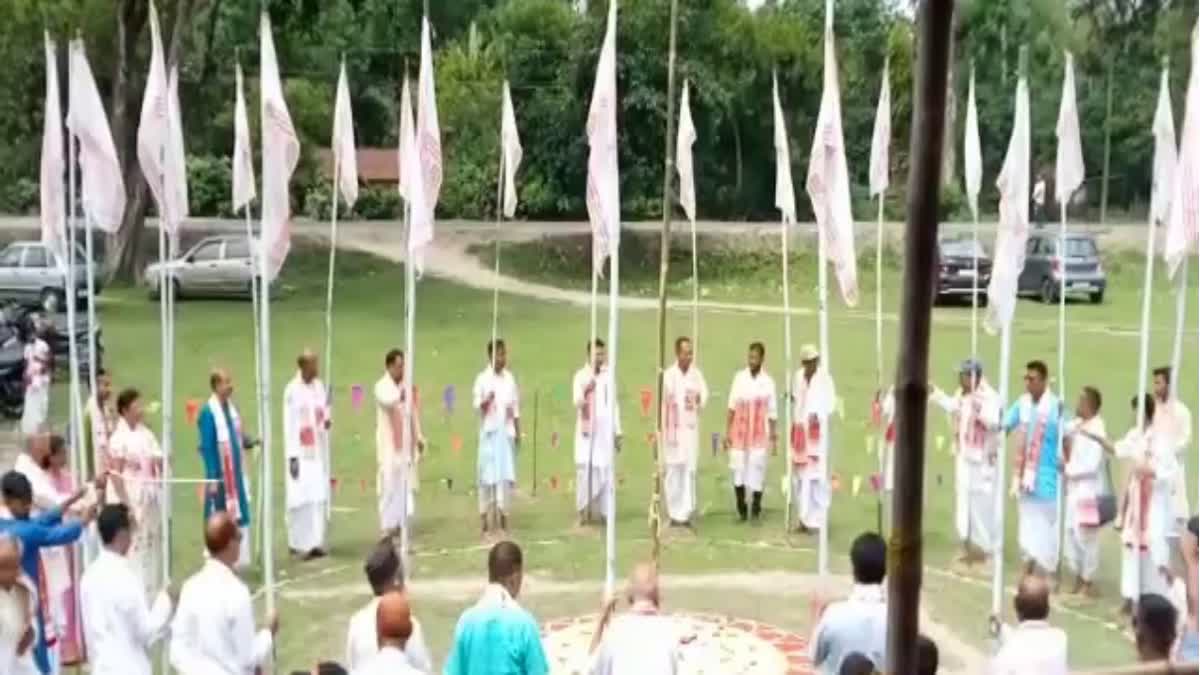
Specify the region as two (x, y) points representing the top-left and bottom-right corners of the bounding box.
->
(885, 1), (955, 671)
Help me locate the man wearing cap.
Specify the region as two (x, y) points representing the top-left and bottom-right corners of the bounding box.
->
(791, 344), (837, 534)
(724, 342), (778, 522)
(931, 358), (1002, 567)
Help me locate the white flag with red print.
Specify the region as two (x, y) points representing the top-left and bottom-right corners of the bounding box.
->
(500, 80), (522, 219)
(868, 59), (890, 198)
(676, 79), (697, 223)
(232, 61), (256, 212)
(586, 0), (621, 265)
(964, 67), (983, 220)
(805, 27), (859, 307)
(1151, 63), (1177, 226)
(1165, 27), (1200, 278)
(397, 76), (415, 204)
(164, 66), (189, 237)
(1054, 52), (1085, 206)
(259, 11), (300, 281)
(986, 73), (1031, 332)
(400, 89), (431, 274)
(136, 0), (169, 225)
(772, 74), (795, 225)
(67, 40), (126, 233)
(411, 16), (441, 270)
(332, 60), (360, 208)
(40, 33), (66, 266)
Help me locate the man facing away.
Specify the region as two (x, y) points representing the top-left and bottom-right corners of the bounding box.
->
(80, 504), (175, 675)
(661, 336), (708, 528)
(930, 358), (1001, 567)
(990, 575), (1068, 675)
(84, 367), (116, 482)
(169, 512), (278, 675)
(444, 541), (549, 675)
(791, 344), (836, 534)
(589, 562), (682, 675)
(1061, 386), (1107, 597)
(724, 342), (777, 523)
(1003, 360), (1063, 577)
(0, 533), (36, 675)
(345, 538), (431, 672)
(197, 369), (255, 570)
(1134, 593), (1179, 664)
(573, 339), (621, 526)
(809, 532), (888, 674)
(354, 590), (423, 675)
(283, 349), (332, 560)
(375, 349), (425, 545)
(1151, 367), (1192, 541)
(472, 339), (520, 537)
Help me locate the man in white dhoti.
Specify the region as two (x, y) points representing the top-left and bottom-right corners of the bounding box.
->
(0, 534), (36, 675)
(345, 539), (431, 672)
(930, 359), (1001, 567)
(19, 318), (50, 438)
(791, 345), (835, 533)
(473, 339), (520, 537)
(1061, 386), (1107, 597)
(1003, 360), (1064, 577)
(873, 387), (896, 493)
(375, 349), (424, 544)
(589, 562), (682, 675)
(80, 504), (174, 675)
(573, 339), (621, 526)
(724, 342), (777, 523)
(991, 575), (1068, 675)
(169, 513), (277, 675)
(354, 591), (423, 675)
(84, 368), (116, 483)
(1152, 367), (1192, 538)
(283, 349), (331, 560)
(661, 337), (708, 527)
(108, 389), (165, 598)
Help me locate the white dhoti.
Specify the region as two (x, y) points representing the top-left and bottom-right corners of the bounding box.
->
(478, 430), (516, 516)
(1018, 498), (1059, 572)
(954, 452), (971, 542)
(287, 502), (328, 552)
(1121, 547), (1171, 601)
(729, 449), (768, 492)
(664, 463), (695, 523)
(960, 461), (996, 554)
(378, 466), (417, 532)
(21, 387), (48, 436)
(1065, 524), (1100, 581)
(792, 465), (830, 530)
(1171, 458), (1190, 534)
(576, 464), (612, 515)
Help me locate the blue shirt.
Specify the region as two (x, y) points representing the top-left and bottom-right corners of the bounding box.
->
(444, 594), (548, 675)
(1004, 393), (1063, 502)
(198, 402), (251, 527)
(0, 508), (84, 674)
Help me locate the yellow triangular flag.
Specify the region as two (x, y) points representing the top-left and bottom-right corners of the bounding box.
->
(852, 475), (863, 497)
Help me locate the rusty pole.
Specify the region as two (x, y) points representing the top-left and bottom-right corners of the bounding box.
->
(885, 1), (956, 672)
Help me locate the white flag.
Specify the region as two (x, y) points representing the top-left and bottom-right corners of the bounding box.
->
(163, 66), (189, 237)
(964, 66), (982, 220)
(1054, 52), (1085, 206)
(868, 59), (890, 198)
(397, 76), (415, 203)
(986, 73), (1031, 332)
(586, 0), (621, 265)
(411, 16), (441, 268)
(676, 79), (697, 224)
(401, 88), (432, 273)
(772, 74), (795, 225)
(500, 80), (522, 219)
(259, 11), (300, 281)
(1151, 63), (1177, 226)
(67, 40), (126, 233)
(1165, 27), (1200, 278)
(40, 33), (66, 266)
(136, 0), (169, 225)
(805, 26), (859, 307)
(332, 60), (360, 208)
(232, 61), (256, 212)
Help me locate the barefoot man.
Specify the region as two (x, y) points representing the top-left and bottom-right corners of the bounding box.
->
(1061, 386), (1106, 597)
(662, 337), (708, 528)
(573, 339), (621, 526)
(282, 349), (331, 560)
(791, 344), (836, 534)
(1003, 360), (1064, 577)
(375, 349), (424, 548)
(197, 369), (255, 571)
(472, 339), (520, 537)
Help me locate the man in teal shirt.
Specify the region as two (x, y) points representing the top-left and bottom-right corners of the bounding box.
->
(197, 369), (255, 570)
(444, 541), (548, 675)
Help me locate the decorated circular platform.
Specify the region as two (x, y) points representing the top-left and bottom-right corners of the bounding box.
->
(542, 613), (813, 675)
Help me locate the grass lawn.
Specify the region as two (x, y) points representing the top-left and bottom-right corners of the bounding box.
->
(75, 234), (1197, 671)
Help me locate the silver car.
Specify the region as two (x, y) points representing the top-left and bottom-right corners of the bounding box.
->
(145, 235), (265, 299)
(1017, 231), (1107, 304)
(0, 241), (99, 310)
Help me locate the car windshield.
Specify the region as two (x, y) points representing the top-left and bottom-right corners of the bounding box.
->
(1065, 238), (1098, 257)
(940, 241), (985, 258)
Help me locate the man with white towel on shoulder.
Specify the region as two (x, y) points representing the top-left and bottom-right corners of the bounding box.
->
(661, 336), (707, 528)
(724, 342), (777, 523)
(791, 344), (835, 534)
(375, 349), (424, 548)
(472, 339), (520, 537)
(1061, 386), (1107, 597)
(1151, 367), (1192, 544)
(283, 349), (331, 560)
(573, 339), (621, 526)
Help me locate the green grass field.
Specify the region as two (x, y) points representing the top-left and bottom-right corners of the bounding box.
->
(75, 234), (1198, 671)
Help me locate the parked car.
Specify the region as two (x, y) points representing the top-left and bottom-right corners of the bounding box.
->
(935, 238), (991, 304)
(144, 235), (265, 300)
(1017, 230), (1107, 303)
(0, 241), (100, 310)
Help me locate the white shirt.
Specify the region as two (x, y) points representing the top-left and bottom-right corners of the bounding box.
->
(662, 363), (708, 468)
(726, 368), (778, 453)
(345, 597), (431, 672)
(80, 549), (173, 675)
(375, 374), (423, 469)
(282, 374), (331, 509)
(809, 584), (887, 675)
(0, 581), (36, 675)
(473, 367), (520, 437)
(23, 339), (50, 392)
(991, 620), (1068, 675)
(354, 645), (426, 675)
(573, 365), (622, 466)
(169, 559), (272, 675)
(1153, 397), (1192, 455)
(591, 603), (681, 675)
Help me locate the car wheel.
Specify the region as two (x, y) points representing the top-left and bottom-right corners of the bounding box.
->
(1040, 278), (1057, 304)
(1090, 289), (1104, 304)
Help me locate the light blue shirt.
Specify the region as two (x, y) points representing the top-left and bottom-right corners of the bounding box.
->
(1004, 392), (1063, 502)
(444, 586), (548, 675)
(809, 584), (888, 675)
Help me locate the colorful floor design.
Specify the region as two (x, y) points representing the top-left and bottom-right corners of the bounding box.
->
(542, 612), (813, 674)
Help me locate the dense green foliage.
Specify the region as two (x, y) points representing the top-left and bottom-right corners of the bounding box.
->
(0, 0), (1196, 222)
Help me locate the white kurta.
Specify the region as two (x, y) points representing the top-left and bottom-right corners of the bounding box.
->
(1116, 427), (1177, 601)
(375, 374), (422, 531)
(662, 363), (708, 523)
(791, 368), (835, 529)
(344, 597), (432, 672)
(168, 559), (272, 675)
(20, 339), (50, 436)
(1062, 415), (1107, 581)
(12, 452), (75, 657)
(1152, 397), (1192, 531)
(353, 645), (425, 675)
(878, 388), (896, 492)
(726, 368), (777, 492)
(79, 549), (172, 675)
(991, 621), (1069, 675)
(590, 604), (681, 675)
(573, 365), (621, 515)
(107, 418), (164, 600)
(0, 581), (37, 675)
(472, 367), (520, 514)
(283, 374), (331, 552)
(931, 380), (1001, 554)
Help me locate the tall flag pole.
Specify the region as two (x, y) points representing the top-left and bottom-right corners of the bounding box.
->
(677, 80), (698, 355)
(40, 34), (67, 304)
(805, 0), (859, 578)
(987, 46), (1031, 621)
(586, 0), (621, 597)
(1052, 50), (1084, 578)
(964, 63), (983, 359)
(772, 73), (796, 534)
(259, 10), (301, 614)
(491, 81), (522, 370)
(868, 56), (891, 534)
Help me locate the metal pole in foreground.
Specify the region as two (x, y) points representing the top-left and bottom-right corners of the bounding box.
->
(886, 1), (955, 672)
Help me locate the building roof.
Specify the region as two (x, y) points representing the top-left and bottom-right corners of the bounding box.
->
(315, 147), (399, 183)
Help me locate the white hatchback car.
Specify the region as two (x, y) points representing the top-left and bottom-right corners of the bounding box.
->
(144, 235), (267, 299)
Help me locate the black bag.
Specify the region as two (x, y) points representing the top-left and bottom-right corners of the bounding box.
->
(1096, 457), (1118, 527)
